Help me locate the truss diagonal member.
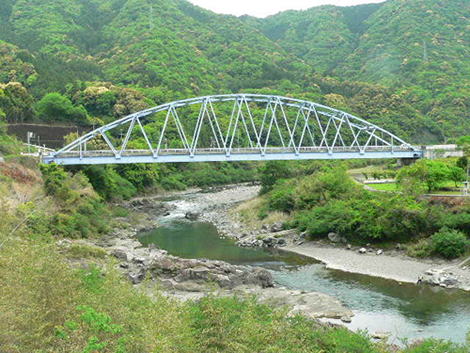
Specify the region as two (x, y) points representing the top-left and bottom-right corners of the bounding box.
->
(269, 100), (286, 148)
(237, 98), (255, 148)
(243, 97), (262, 150)
(205, 100), (221, 149)
(100, 131), (119, 158)
(119, 117), (137, 156)
(155, 109), (172, 157)
(361, 128), (377, 153)
(227, 97), (244, 155)
(289, 105), (305, 148)
(299, 107), (316, 148)
(331, 114), (344, 150)
(345, 115), (363, 150)
(136, 118), (155, 156)
(263, 99), (281, 153)
(277, 97), (297, 153)
(362, 128), (392, 147)
(258, 98), (273, 149)
(170, 106), (191, 152)
(318, 114), (333, 150)
(312, 106), (329, 150)
(190, 100), (207, 155)
(208, 99), (227, 152)
(224, 99), (239, 147)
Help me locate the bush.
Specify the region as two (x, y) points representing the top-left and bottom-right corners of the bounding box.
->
(441, 212), (470, 236)
(406, 239), (433, 258)
(267, 179), (296, 213)
(431, 228), (469, 259)
(40, 164), (111, 238)
(83, 166), (137, 201)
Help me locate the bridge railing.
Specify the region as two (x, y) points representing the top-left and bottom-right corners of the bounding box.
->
(45, 145), (420, 159)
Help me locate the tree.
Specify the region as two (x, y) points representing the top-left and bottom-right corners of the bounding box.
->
(457, 136), (470, 185)
(448, 166), (466, 187)
(259, 161), (294, 194)
(35, 92), (88, 124)
(397, 160), (451, 193)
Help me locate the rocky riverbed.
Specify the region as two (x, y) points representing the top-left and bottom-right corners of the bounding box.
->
(67, 184), (354, 322)
(146, 183), (470, 292)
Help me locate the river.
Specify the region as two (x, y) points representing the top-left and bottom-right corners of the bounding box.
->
(138, 218), (470, 345)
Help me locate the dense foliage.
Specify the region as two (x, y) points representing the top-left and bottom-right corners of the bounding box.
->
(261, 162), (469, 250)
(431, 227), (469, 259)
(0, 0), (468, 143)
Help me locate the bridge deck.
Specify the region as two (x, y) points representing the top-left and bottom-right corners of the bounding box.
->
(43, 147), (422, 165)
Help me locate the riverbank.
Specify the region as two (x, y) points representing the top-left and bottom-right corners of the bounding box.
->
(179, 183), (470, 292)
(82, 184), (354, 322)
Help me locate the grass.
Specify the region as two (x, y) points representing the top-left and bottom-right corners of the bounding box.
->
(367, 183), (399, 191)
(64, 242), (108, 259)
(231, 196), (291, 230)
(366, 181), (466, 195)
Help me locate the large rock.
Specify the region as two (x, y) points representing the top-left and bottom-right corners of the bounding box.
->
(270, 222), (284, 233)
(421, 268), (460, 288)
(328, 232), (346, 243)
(149, 255), (274, 289)
(237, 286), (354, 321)
(111, 248), (129, 261)
(185, 211), (200, 221)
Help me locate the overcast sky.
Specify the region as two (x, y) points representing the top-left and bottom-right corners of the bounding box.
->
(188, 0), (386, 18)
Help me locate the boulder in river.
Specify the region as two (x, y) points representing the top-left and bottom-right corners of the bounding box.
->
(422, 268), (459, 288)
(238, 286), (354, 321)
(185, 211), (200, 221)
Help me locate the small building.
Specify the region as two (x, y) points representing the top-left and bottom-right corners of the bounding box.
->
(422, 144), (464, 160)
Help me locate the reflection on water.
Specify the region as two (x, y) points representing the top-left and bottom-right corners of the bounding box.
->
(138, 220), (312, 267)
(138, 220), (470, 344)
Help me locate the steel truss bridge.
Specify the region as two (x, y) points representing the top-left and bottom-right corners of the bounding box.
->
(42, 94), (422, 165)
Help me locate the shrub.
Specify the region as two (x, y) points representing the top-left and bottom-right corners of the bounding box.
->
(403, 338), (469, 353)
(83, 166), (137, 200)
(441, 212), (470, 236)
(406, 239), (433, 258)
(431, 228), (469, 259)
(65, 243), (108, 259)
(267, 179), (296, 213)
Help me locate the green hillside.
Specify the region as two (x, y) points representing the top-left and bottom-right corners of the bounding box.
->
(0, 0), (468, 143)
(257, 0), (470, 138)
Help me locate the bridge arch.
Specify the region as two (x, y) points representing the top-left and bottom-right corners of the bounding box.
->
(42, 94), (422, 165)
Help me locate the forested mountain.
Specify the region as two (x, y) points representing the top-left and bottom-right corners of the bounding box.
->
(0, 0), (468, 143)
(256, 0), (470, 139)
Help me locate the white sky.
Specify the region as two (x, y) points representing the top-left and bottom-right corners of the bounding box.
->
(188, 0), (386, 18)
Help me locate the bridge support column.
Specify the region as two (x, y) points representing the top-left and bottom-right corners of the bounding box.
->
(398, 158), (417, 167)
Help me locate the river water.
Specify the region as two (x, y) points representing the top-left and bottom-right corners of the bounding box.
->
(139, 219), (470, 345)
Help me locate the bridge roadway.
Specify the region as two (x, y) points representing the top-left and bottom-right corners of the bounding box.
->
(42, 146), (423, 165)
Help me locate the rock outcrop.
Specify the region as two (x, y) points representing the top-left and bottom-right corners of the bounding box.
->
(421, 268), (460, 288)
